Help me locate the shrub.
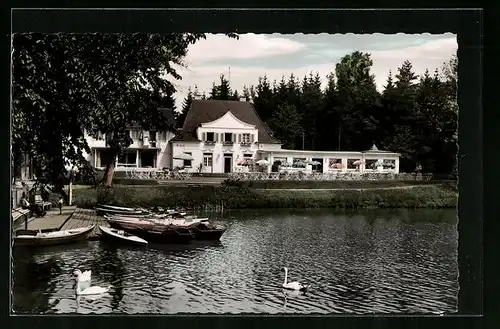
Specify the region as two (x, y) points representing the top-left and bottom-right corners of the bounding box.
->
(73, 185), (457, 210)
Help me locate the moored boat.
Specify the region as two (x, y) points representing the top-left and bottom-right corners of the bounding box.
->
(98, 226), (148, 246)
(106, 221), (195, 244)
(191, 223), (227, 241)
(97, 204), (137, 212)
(13, 225), (95, 248)
(95, 207), (148, 217)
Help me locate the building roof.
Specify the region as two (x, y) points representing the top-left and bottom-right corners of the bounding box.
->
(362, 144), (393, 153)
(171, 100), (281, 143)
(128, 108), (176, 131)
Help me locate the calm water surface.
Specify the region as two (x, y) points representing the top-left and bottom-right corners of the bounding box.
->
(12, 208), (458, 314)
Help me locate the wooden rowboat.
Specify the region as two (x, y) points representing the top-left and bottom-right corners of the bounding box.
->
(98, 226), (148, 246)
(13, 225), (95, 248)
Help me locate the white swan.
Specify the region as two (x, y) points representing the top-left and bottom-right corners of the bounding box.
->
(282, 267), (309, 291)
(74, 270), (111, 296)
(73, 269), (91, 283)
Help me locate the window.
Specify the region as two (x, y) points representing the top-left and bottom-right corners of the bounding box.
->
(365, 159), (378, 170)
(203, 153), (213, 167)
(206, 132), (215, 142)
(224, 133), (233, 143)
(243, 153), (253, 159)
(347, 159), (360, 170)
(383, 159), (396, 169)
(149, 131), (157, 141)
(274, 157), (287, 166)
(117, 151), (137, 167)
(184, 152), (192, 168)
(329, 158), (343, 169)
(96, 149), (115, 168)
(292, 157), (307, 168)
(129, 130), (140, 139)
(158, 131), (167, 142)
(242, 133), (250, 144)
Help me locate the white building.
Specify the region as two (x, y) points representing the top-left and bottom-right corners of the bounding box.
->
(84, 100), (401, 174)
(83, 108), (177, 171)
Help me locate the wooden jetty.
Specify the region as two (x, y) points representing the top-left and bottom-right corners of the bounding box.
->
(60, 208), (109, 238)
(13, 206), (108, 239)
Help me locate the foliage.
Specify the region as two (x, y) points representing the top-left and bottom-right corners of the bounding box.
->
(209, 74), (239, 100)
(12, 33), (238, 188)
(73, 184), (457, 210)
(189, 51), (457, 175)
(267, 103), (303, 149)
(264, 53), (458, 174)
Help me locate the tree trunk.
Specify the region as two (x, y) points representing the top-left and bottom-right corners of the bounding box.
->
(103, 158), (116, 187)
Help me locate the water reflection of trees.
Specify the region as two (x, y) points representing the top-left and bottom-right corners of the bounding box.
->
(88, 242), (125, 311)
(12, 250), (62, 314)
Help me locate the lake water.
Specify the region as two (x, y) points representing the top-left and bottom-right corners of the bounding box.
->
(11, 208), (458, 314)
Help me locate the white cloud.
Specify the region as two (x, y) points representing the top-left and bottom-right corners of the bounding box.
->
(172, 34), (457, 110)
(184, 33), (306, 64)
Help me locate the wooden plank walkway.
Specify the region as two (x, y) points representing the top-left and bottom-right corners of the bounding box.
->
(15, 206), (77, 231)
(60, 208), (109, 238)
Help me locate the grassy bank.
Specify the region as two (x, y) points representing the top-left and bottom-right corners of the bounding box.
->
(73, 184), (457, 209)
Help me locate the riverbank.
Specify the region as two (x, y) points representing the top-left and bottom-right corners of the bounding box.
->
(73, 183), (457, 209)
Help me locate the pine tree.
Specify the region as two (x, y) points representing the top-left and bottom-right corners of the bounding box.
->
(319, 73), (340, 150)
(209, 74), (232, 100)
(242, 85), (252, 101)
(300, 72), (323, 150)
(252, 75), (275, 123)
(177, 87), (193, 127)
(268, 103), (303, 149)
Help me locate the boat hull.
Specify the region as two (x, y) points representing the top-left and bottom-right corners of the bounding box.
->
(95, 207), (147, 216)
(108, 222), (194, 244)
(192, 224), (227, 241)
(99, 226), (148, 246)
(13, 226), (95, 248)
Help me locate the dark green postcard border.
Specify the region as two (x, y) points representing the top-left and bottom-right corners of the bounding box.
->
(4, 5), (486, 329)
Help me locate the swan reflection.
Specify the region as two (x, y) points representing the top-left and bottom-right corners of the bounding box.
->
(75, 293), (107, 313)
(282, 289), (305, 309)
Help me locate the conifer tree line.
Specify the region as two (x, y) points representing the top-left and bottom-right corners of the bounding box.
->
(177, 51), (458, 175)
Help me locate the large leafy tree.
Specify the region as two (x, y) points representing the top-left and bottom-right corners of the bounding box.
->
(335, 51), (380, 150)
(12, 33), (237, 188)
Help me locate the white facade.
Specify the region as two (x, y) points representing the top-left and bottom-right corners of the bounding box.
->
(171, 112), (271, 174)
(83, 129), (176, 171)
(171, 110), (401, 174)
(83, 108), (400, 175)
(255, 148), (400, 174)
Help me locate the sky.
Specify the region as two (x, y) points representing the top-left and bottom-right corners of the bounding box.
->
(171, 33), (457, 110)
